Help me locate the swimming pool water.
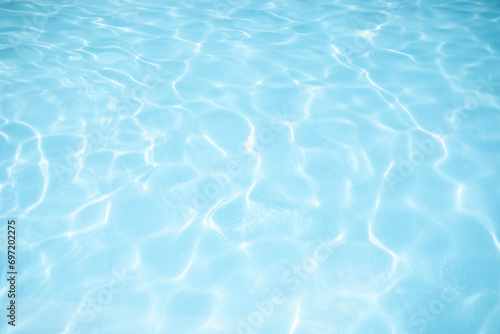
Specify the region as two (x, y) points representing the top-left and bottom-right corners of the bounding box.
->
(1, 0), (500, 333)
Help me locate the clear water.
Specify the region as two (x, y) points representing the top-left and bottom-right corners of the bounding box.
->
(1, 0), (500, 333)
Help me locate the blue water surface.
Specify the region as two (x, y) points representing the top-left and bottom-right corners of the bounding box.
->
(1, 0), (500, 333)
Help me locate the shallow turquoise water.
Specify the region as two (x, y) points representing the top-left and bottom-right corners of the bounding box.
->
(1, 0), (500, 333)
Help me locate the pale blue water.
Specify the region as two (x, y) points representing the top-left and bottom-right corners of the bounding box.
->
(1, 0), (500, 333)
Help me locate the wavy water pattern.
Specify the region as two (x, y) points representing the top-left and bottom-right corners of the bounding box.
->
(1, 0), (500, 333)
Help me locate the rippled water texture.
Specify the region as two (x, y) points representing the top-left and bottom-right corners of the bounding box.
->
(1, 0), (500, 333)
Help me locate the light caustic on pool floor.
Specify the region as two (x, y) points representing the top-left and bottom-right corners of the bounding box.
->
(1, 1), (500, 333)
